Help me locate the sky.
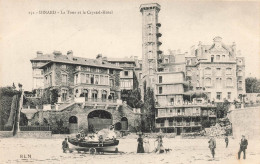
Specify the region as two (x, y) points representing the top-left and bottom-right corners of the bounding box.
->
(0, 0), (259, 91)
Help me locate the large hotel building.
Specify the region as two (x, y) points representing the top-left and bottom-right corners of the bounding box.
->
(28, 3), (245, 135)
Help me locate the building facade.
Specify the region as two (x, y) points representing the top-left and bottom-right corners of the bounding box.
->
(40, 51), (122, 103)
(186, 37), (246, 103)
(107, 56), (139, 91)
(154, 52), (216, 134)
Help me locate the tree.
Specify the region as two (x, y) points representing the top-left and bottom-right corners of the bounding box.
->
(142, 87), (156, 132)
(0, 86), (20, 126)
(127, 89), (143, 108)
(246, 77), (260, 93)
(215, 99), (230, 118)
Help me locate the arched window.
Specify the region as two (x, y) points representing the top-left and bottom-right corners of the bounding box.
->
(102, 90), (107, 100)
(204, 67), (211, 75)
(226, 68), (232, 75)
(205, 78), (211, 87)
(226, 78), (232, 86)
(92, 90), (98, 99)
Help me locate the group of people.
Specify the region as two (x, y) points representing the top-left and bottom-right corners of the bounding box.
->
(137, 134), (164, 154)
(208, 134), (248, 160)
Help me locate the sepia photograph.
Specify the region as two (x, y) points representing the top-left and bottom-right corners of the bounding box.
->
(0, 0), (260, 163)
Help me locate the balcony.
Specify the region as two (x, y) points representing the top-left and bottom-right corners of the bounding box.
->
(156, 23), (161, 27)
(156, 33), (162, 37)
(74, 97), (122, 105)
(157, 50), (163, 54)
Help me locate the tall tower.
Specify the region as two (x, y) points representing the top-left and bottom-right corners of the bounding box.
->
(140, 3), (162, 89)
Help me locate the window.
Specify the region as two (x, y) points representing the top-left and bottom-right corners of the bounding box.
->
(62, 74), (67, 84)
(159, 76), (162, 83)
(86, 74), (90, 84)
(90, 75), (94, 84)
(226, 68), (232, 75)
(222, 55), (225, 59)
(216, 78), (222, 88)
(227, 92), (231, 99)
(102, 90), (107, 99)
(139, 73), (142, 79)
(75, 74), (78, 84)
(216, 92), (222, 100)
(61, 89), (68, 102)
(95, 75), (99, 84)
(216, 68), (221, 76)
(164, 58), (169, 63)
(226, 78), (232, 87)
(109, 69), (113, 74)
(61, 65), (67, 69)
(159, 87), (163, 94)
(110, 79), (114, 87)
(92, 90), (98, 99)
(238, 81), (243, 88)
(205, 78), (211, 87)
(205, 67), (211, 75)
(124, 71), (129, 76)
(216, 55), (220, 60)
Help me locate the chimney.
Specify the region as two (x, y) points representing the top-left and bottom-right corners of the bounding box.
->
(37, 51), (43, 57)
(96, 54), (102, 64)
(67, 50), (73, 60)
(53, 51), (62, 58)
(190, 45), (195, 56)
(232, 42), (236, 52)
(102, 56), (108, 62)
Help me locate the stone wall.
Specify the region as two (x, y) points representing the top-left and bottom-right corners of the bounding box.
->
(228, 106), (260, 139)
(31, 103), (141, 133)
(16, 131), (52, 138)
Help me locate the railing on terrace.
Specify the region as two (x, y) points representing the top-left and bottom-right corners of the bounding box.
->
(86, 98), (117, 103)
(0, 126), (12, 131)
(20, 126), (51, 131)
(74, 97), (119, 103)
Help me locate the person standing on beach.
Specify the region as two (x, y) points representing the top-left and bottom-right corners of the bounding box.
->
(62, 138), (69, 153)
(208, 135), (216, 158)
(238, 135), (248, 160)
(137, 134), (144, 153)
(143, 135), (150, 153)
(225, 135), (229, 148)
(154, 135), (164, 153)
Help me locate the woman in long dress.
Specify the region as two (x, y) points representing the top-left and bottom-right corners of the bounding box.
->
(137, 134), (144, 153)
(143, 135), (150, 153)
(154, 135), (164, 153)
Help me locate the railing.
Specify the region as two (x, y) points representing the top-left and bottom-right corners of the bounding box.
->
(20, 126), (51, 131)
(160, 123), (165, 127)
(74, 97), (120, 104)
(0, 126), (12, 131)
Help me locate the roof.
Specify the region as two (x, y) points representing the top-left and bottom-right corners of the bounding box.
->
(107, 58), (136, 62)
(30, 54), (54, 61)
(36, 54), (122, 70)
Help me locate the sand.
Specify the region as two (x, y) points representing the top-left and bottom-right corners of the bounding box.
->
(0, 137), (259, 164)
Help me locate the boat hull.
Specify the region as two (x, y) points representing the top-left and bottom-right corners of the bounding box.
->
(68, 138), (119, 153)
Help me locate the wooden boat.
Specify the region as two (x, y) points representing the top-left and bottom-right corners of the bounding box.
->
(68, 137), (119, 153)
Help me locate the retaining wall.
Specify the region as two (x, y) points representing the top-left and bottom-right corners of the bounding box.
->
(228, 106), (260, 139)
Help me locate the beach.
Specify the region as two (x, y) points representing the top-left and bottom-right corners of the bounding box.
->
(0, 137), (260, 164)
